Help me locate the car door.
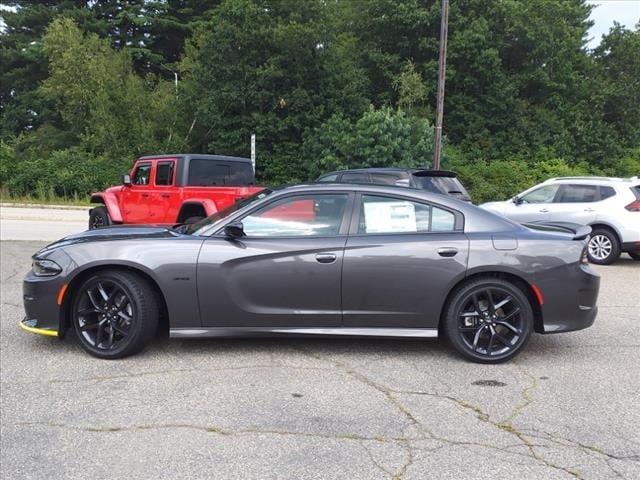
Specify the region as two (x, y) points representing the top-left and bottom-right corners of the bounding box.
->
(342, 193), (469, 329)
(121, 161), (153, 223)
(546, 184), (600, 224)
(197, 192), (353, 327)
(151, 159), (180, 223)
(502, 184), (561, 223)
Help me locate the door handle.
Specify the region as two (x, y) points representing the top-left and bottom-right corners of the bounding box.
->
(539, 208), (549, 213)
(161, 193), (171, 198)
(438, 247), (458, 257)
(315, 253), (337, 264)
(584, 208), (595, 212)
(141, 193), (150, 198)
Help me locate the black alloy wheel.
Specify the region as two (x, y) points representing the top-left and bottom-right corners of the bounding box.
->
(443, 279), (533, 363)
(72, 271), (158, 359)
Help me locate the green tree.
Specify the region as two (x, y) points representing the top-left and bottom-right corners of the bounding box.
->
(303, 106), (434, 178)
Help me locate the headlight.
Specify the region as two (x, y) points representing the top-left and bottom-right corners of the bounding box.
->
(32, 259), (62, 277)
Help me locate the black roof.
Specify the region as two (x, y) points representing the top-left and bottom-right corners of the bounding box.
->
(320, 167), (457, 177)
(138, 154), (251, 163)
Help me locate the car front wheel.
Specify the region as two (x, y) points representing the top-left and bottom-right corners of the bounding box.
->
(587, 229), (620, 265)
(72, 270), (159, 359)
(443, 278), (534, 363)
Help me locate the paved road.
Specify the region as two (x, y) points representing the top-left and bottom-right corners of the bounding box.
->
(1, 241), (639, 480)
(0, 206), (88, 241)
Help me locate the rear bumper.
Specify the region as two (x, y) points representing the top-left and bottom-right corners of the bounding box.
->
(22, 272), (64, 337)
(537, 264), (600, 334)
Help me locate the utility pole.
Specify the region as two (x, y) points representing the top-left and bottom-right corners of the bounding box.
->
(432, 0), (449, 170)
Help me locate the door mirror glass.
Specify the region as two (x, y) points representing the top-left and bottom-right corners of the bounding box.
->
(122, 174), (131, 185)
(224, 221), (245, 238)
(512, 196), (522, 205)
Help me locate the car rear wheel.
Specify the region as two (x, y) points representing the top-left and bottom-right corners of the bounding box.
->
(628, 251), (640, 261)
(184, 216), (205, 224)
(72, 270), (158, 359)
(89, 206), (111, 230)
(587, 229), (620, 265)
(443, 279), (533, 364)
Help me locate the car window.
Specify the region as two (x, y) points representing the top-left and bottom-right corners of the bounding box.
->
(241, 194), (348, 237)
(317, 173), (338, 182)
(358, 195), (455, 234)
(599, 186), (616, 200)
(156, 161), (174, 186)
(341, 172), (370, 184)
(520, 185), (559, 204)
(370, 173), (407, 186)
(557, 184), (599, 203)
(132, 163), (152, 185)
(188, 159), (254, 186)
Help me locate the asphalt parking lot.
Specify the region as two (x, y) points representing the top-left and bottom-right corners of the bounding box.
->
(1, 240), (639, 480)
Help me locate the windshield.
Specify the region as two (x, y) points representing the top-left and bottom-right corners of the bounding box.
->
(185, 189), (273, 235)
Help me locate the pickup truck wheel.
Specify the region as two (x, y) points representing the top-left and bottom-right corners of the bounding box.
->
(89, 206), (111, 230)
(184, 216), (204, 224)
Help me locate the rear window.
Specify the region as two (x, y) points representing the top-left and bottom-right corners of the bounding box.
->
(370, 172), (409, 186)
(557, 184), (598, 203)
(599, 186), (616, 200)
(188, 159), (254, 186)
(341, 172), (370, 184)
(414, 176), (470, 200)
(631, 185), (640, 199)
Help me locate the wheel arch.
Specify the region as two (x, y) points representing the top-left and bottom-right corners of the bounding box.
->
(439, 270), (544, 335)
(90, 193), (123, 223)
(588, 222), (621, 243)
(59, 262), (169, 336)
(176, 200), (216, 223)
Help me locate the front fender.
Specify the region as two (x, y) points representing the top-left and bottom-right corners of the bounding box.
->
(90, 192), (123, 223)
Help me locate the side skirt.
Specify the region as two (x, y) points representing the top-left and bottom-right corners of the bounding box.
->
(170, 327), (439, 339)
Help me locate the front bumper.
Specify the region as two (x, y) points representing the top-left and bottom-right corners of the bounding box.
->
(22, 271), (65, 337)
(537, 263), (600, 334)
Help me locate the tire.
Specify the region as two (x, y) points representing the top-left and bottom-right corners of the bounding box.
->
(184, 216), (205, 224)
(628, 251), (640, 261)
(72, 270), (159, 359)
(442, 278), (534, 364)
(89, 206), (111, 230)
(587, 228), (621, 265)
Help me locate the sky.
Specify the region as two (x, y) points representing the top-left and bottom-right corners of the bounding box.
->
(587, 0), (640, 48)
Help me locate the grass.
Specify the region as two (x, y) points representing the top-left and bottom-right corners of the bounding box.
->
(0, 189), (90, 207)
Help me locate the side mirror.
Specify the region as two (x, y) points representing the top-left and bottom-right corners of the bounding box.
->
(122, 174), (131, 185)
(512, 196), (523, 205)
(224, 221), (245, 238)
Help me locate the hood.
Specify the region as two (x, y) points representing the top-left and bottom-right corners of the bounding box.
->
(36, 225), (180, 257)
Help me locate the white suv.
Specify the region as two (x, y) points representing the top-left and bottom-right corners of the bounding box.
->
(480, 176), (640, 264)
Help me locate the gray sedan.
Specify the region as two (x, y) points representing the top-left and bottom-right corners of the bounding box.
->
(21, 183), (600, 363)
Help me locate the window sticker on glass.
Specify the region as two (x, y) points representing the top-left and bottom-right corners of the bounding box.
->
(363, 201), (417, 233)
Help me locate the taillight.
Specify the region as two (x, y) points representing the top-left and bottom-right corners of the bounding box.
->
(625, 200), (640, 211)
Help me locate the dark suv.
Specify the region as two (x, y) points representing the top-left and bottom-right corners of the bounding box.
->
(316, 168), (472, 202)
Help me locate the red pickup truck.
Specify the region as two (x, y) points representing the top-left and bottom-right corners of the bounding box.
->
(88, 154), (263, 229)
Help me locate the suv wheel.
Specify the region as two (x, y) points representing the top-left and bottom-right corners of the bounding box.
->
(89, 206), (111, 230)
(587, 229), (620, 265)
